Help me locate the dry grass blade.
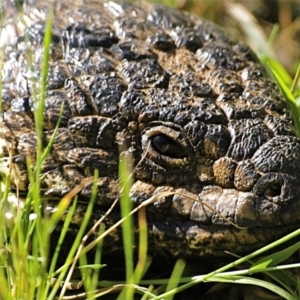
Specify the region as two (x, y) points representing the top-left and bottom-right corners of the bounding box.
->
(226, 2), (271, 57)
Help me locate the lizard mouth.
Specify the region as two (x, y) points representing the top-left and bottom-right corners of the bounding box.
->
(148, 220), (299, 258)
(142, 173), (300, 258)
(133, 171), (300, 258)
(131, 171), (300, 229)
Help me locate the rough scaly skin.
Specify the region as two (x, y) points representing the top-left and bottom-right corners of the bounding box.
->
(1, 0), (300, 259)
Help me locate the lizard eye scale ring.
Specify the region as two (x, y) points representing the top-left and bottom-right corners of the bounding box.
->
(141, 125), (190, 167)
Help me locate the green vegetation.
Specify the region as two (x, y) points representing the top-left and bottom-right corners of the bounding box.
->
(0, 1), (299, 299)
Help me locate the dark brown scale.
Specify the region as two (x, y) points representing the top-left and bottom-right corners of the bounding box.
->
(184, 120), (207, 149)
(264, 114), (295, 136)
(4, 109), (34, 132)
(85, 73), (125, 116)
(196, 42), (235, 69)
(119, 90), (147, 120)
(114, 17), (162, 41)
(68, 116), (116, 149)
(234, 160), (261, 191)
(227, 118), (274, 160)
(192, 98), (227, 124)
(169, 73), (213, 97)
(119, 59), (169, 89)
(147, 5), (194, 29)
(243, 78), (287, 114)
(147, 33), (175, 51)
(252, 136), (300, 177)
(2, 0), (300, 278)
(43, 90), (71, 129)
(172, 27), (204, 52)
(65, 48), (116, 76)
(40, 165), (84, 195)
(112, 41), (155, 60)
(217, 93), (266, 120)
(66, 147), (118, 177)
(64, 78), (94, 116)
(207, 68), (243, 94)
(202, 124), (231, 160)
(62, 23), (119, 49)
(47, 62), (69, 89)
(17, 132), (38, 157)
(194, 20), (232, 43)
(44, 128), (76, 151)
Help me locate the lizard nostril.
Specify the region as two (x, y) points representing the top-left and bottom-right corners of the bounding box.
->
(263, 184), (281, 200)
(253, 173), (299, 203)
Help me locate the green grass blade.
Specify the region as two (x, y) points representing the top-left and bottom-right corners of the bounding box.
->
(264, 270), (299, 297)
(207, 276), (296, 300)
(269, 65), (300, 135)
(291, 63), (300, 95)
(163, 259), (186, 300)
(33, 3), (53, 183)
(38, 102), (64, 168)
(133, 206), (151, 284)
(117, 154), (134, 299)
(50, 172), (98, 299)
(43, 198), (78, 300)
(267, 24), (280, 49)
(81, 224), (105, 299)
(264, 57), (293, 88)
(155, 228), (300, 297)
(250, 241), (300, 272)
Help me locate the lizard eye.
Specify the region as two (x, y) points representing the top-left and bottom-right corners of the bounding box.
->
(141, 125), (190, 167)
(151, 135), (185, 158)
